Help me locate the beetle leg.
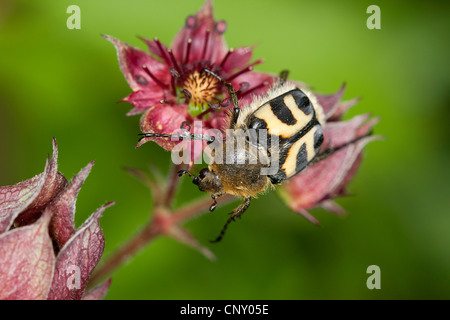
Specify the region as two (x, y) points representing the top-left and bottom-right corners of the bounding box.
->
(279, 70), (289, 86)
(210, 196), (252, 243)
(209, 193), (223, 212)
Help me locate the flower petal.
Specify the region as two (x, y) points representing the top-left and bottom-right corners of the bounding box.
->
(47, 202), (114, 300)
(315, 84), (346, 120)
(295, 208), (321, 226)
(122, 89), (165, 111)
(322, 114), (372, 148)
(103, 34), (170, 93)
(327, 97), (361, 122)
(81, 278), (111, 300)
(221, 46), (254, 73)
(140, 36), (170, 63)
(326, 117), (381, 199)
(138, 104), (190, 151)
(48, 161), (94, 251)
(0, 208), (55, 300)
(320, 200), (347, 216)
(171, 0), (228, 65)
(203, 110), (229, 132)
(232, 71), (277, 105)
(126, 107), (148, 116)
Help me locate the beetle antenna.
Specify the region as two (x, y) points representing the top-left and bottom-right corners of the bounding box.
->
(138, 132), (215, 144)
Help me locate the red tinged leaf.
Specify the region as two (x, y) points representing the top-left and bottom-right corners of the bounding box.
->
(49, 161), (95, 251)
(0, 208), (55, 300)
(16, 138), (68, 226)
(0, 138), (66, 233)
(81, 278), (112, 300)
(0, 138), (116, 300)
(0, 173), (45, 233)
(47, 202), (115, 300)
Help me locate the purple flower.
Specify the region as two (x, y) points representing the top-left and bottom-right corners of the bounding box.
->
(104, 0), (275, 155)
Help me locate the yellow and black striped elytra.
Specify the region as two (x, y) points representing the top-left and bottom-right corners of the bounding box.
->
(139, 69), (362, 243)
(246, 88), (324, 184)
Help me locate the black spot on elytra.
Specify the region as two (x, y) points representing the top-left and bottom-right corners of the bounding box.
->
(269, 97), (297, 125)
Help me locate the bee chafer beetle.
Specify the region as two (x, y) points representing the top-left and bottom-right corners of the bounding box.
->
(140, 69), (360, 242)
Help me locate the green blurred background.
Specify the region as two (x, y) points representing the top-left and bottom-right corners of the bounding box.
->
(1, 0), (449, 299)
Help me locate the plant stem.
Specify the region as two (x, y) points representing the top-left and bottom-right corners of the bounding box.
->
(89, 217), (160, 286)
(88, 193), (235, 287)
(171, 193), (235, 224)
(164, 163), (182, 207)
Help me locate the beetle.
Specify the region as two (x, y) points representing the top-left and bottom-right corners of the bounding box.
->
(139, 69), (366, 242)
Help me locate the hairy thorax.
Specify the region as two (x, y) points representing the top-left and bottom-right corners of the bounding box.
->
(208, 134), (272, 198)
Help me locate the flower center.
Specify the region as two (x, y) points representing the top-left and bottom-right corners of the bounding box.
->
(183, 71), (220, 113)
